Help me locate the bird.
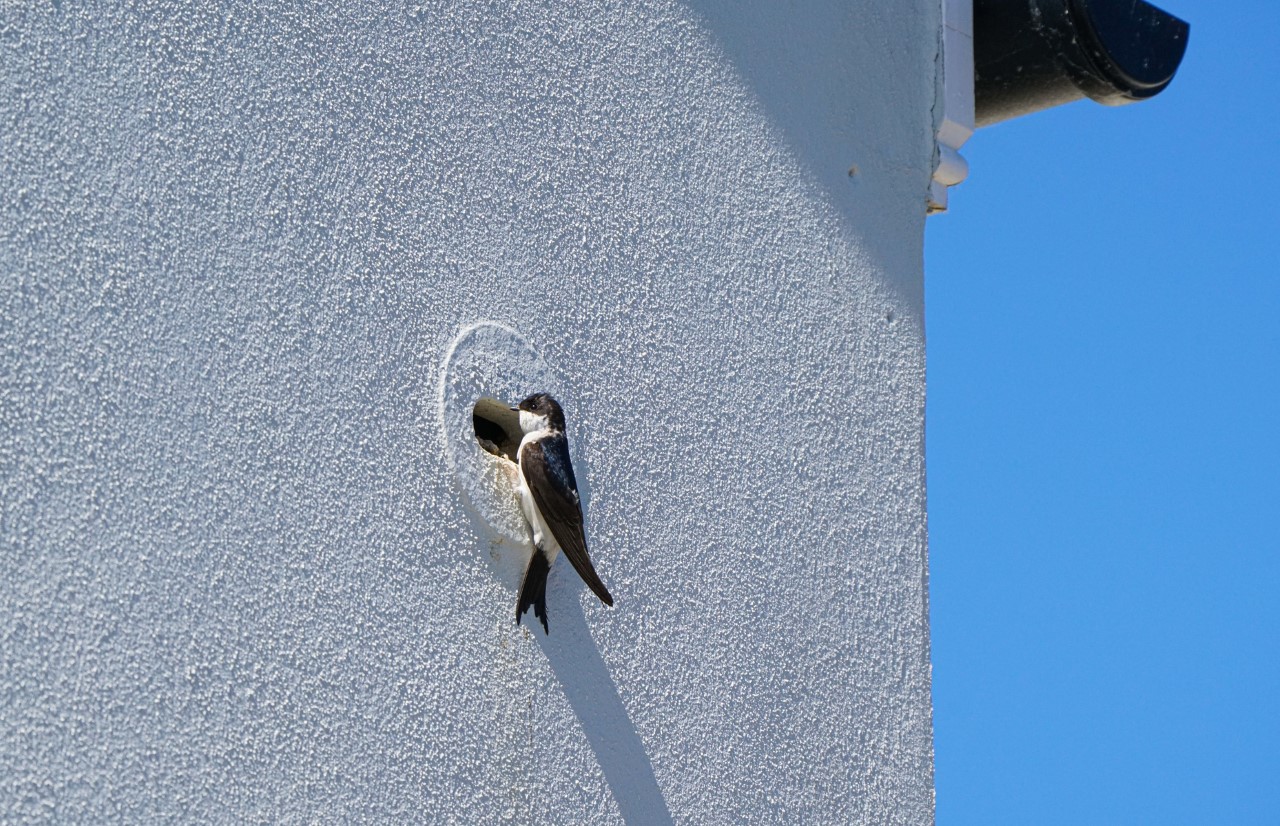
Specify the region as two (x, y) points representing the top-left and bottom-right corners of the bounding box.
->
(510, 392), (613, 633)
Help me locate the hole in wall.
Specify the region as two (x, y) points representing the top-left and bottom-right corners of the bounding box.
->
(438, 321), (558, 568)
(473, 397), (522, 463)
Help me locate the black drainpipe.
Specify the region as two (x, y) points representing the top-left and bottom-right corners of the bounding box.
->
(974, 0), (1189, 127)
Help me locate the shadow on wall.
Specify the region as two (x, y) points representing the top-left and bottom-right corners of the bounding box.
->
(687, 1), (897, 210)
(686, 0), (931, 307)
(534, 596), (674, 826)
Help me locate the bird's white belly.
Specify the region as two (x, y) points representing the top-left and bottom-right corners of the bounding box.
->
(516, 462), (561, 563)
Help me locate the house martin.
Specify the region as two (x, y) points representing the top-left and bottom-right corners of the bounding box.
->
(511, 393), (613, 633)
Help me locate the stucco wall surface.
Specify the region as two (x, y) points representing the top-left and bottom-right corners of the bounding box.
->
(1, 1), (937, 822)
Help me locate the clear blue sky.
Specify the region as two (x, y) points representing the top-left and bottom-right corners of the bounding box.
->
(925, 2), (1279, 823)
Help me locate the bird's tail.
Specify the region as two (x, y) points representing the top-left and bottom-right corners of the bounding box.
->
(516, 550), (551, 634)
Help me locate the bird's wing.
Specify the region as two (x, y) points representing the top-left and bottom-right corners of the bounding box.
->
(520, 435), (614, 606)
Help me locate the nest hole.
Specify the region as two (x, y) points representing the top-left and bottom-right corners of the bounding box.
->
(472, 397), (523, 463)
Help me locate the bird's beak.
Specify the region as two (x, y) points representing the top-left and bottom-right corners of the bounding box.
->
(510, 407), (520, 413)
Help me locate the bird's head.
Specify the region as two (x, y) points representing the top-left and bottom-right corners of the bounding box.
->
(513, 393), (566, 434)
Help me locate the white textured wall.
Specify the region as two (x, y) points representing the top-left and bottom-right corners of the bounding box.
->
(1, 1), (938, 822)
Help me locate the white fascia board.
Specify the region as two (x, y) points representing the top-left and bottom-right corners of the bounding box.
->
(929, 0), (975, 214)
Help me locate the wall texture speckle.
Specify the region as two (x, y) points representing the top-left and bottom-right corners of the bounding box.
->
(1, 1), (938, 822)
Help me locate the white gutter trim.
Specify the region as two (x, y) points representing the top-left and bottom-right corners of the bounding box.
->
(929, 0), (975, 214)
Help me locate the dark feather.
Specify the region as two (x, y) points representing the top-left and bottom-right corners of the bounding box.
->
(516, 550), (551, 634)
(520, 435), (614, 607)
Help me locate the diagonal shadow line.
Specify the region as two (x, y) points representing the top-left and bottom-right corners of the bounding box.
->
(533, 593), (674, 826)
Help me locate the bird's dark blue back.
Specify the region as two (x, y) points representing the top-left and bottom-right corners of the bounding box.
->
(540, 433), (579, 499)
